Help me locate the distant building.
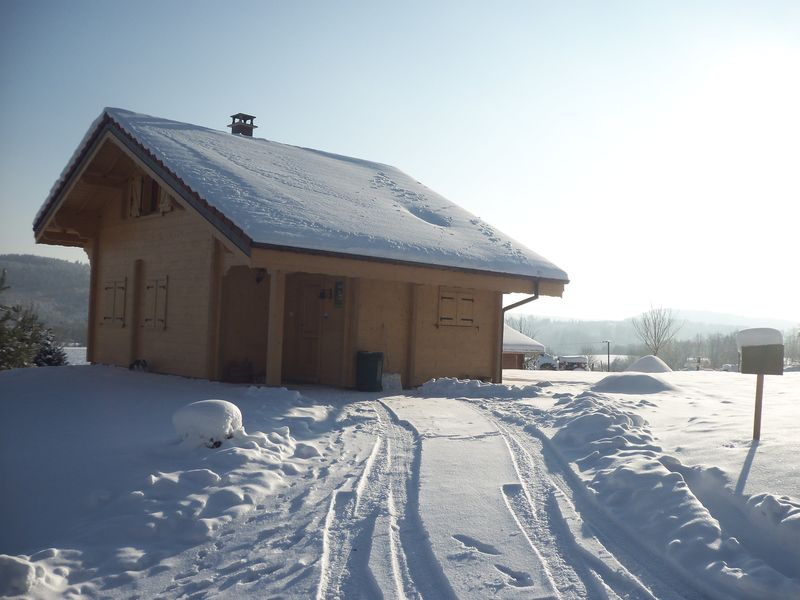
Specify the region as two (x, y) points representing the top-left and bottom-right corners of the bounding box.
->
(34, 109), (568, 387)
(502, 325), (546, 369)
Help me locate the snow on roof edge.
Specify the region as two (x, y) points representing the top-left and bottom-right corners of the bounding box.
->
(503, 324), (546, 352)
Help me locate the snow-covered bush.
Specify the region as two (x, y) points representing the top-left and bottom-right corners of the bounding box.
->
(172, 400), (243, 448)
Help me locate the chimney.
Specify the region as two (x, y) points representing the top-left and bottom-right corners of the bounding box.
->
(227, 113), (257, 137)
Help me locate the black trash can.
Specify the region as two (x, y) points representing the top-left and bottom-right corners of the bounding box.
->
(356, 351), (383, 391)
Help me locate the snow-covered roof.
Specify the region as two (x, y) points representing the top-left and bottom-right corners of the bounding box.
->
(502, 325), (546, 353)
(36, 108), (568, 282)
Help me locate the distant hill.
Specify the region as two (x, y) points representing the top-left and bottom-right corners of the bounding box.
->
(0, 254), (90, 343)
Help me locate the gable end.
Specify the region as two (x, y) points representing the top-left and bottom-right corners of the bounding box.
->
(34, 115), (253, 257)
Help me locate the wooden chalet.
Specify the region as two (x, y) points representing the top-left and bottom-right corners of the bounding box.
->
(34, 109), (569, 388)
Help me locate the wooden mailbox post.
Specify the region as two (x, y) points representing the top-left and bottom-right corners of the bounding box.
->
(736, 328), (784, 440)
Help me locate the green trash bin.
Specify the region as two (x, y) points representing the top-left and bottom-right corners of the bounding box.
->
(356, 351), (383, 391)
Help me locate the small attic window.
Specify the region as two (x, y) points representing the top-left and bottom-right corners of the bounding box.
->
(127, 175), (173, 217)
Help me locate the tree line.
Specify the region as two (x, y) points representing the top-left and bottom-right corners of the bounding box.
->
(0, 254), (89, 344)
(506, 309), (800, 371)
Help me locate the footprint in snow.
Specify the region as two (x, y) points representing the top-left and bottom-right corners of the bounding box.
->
(452, 534), (501, 555)
(494, 564), (534, 587)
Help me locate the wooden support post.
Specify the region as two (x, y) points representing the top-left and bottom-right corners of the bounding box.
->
(344, 277), (360, 388)
(128, 259), (143, 365)
(206, 240), (223, 380)
(493, 292), (503, 383)
(85, 239), (100, 364)
(406, 284), (420, 388)
(266, 269), (286, 386)
(753, 373), (764, 440)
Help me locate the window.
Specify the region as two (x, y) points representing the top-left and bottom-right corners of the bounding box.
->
(102, 278), (127, 326)
(128, 175), (173, 217)
(438, 288), (476, 327)
(143, 277), (168, 330)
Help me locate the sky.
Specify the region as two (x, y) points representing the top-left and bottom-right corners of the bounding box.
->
(1, 1), (798, 323)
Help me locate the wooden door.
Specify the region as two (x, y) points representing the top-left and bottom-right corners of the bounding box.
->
(282, 274), (348, 385)
(318, 276), (346, 385)
(297, 283), (322, 382)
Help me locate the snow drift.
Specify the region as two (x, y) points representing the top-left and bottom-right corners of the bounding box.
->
(592, 373), (678, 394)
(625, 355), (672, 373)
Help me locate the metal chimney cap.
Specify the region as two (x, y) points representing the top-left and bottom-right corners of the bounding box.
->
(227, 113), (257, 136)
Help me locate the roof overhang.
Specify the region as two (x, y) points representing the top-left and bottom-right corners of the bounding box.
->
(251, 243), (565, 295)
(34, 116), (253, 256)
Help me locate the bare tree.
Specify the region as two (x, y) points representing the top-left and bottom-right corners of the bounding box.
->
(504, 314), (542, 340)
(631, 306), (682, 356)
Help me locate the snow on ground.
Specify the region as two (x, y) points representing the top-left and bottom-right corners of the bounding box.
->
(1, 365), (798, 599)
(63, 347), (87, 366)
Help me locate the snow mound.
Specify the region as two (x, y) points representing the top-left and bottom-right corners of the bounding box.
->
(172, 400), (243, 448)
(592, 373), (678, 394)
(419, 377), (543, 399)
(0, 554), (37, 596)
(736, 328), (783, 348)
(625, 355), (672, 373)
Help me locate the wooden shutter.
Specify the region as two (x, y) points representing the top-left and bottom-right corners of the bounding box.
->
(457, 294), (475, 325)
(155, 277), (168, 330)
(143, 279), (156, 328)
(439, 288), (477, 327)
(103, 281), (115, 321)
(113, 279), (127, 325)
(128, 176), (142, 217)
(439, 291), (457, 325)
(144, 277), (168, 330)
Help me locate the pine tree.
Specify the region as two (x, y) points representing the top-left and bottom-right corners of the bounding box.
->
(33, 328), (68, 367)
(0, 269), (46, 369)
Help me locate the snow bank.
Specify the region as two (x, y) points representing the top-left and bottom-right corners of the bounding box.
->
(736, 328), (783, 348)
(539, 391), (800, 599)
(592, 373), (678, 394)
(625, 355), (672, 373)
(418, 377), (544, 399)
(745, 493), (800, 568)
(172, 399), (243, 448)
(0, 554), (37, 596)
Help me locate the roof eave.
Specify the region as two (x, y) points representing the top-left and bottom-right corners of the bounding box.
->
(251, 239), (568, 292)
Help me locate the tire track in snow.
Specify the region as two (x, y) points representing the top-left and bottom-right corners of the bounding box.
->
(485, 407), (704, 600)
(495, 418), (656, 599)
(317, 401), (455, 600)
(317, 409), (388, 600)
(377, 400), (458, 600)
